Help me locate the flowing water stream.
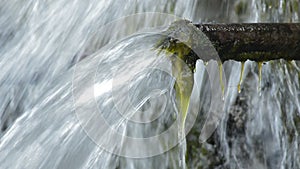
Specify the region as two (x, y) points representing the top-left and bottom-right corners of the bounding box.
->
(0, 0), (299, 169)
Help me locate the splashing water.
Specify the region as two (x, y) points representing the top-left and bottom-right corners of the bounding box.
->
(0, 0), (300, 169)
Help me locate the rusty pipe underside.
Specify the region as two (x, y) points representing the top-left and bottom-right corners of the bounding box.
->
(195, 23), (300, 62)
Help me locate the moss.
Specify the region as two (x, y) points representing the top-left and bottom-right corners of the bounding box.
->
(154, 20), (207, 71)
(155, 36), (196, 71)
(169, 0), (176, 13)
(235, 0), (248, 16)
(282, 0), (287, 13)
(154, 20), (198, 140)
(292, 0), (299, 12)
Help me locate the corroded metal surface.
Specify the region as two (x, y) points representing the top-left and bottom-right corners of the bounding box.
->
(196, 23), (300, 62)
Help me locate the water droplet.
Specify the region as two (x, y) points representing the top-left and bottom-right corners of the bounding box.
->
(258, 62), (263, 95)
(238, 62), (245, 93)
(218, 61), (225, 99)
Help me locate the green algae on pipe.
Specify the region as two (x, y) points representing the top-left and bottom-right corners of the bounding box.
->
(195, 23), (300, 62)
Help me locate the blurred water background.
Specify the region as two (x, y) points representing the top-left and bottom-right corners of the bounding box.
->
(0, 0), (299, 168)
